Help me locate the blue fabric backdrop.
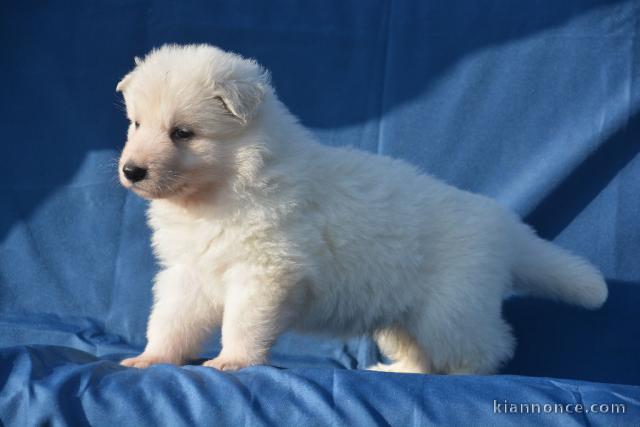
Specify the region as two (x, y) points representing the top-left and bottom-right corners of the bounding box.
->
(0, 1), (639, 425)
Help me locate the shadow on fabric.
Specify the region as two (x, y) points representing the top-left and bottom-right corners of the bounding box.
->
(526, 113), (640, 240)
(503, 280), (640, 385)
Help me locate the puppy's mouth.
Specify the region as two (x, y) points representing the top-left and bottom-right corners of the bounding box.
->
(129, 185), (160, 199)
(119, 172), (186, 200)
(130, 182), (187, 200)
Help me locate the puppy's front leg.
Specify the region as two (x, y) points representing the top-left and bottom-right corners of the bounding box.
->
(121, 266), (222, 368)
(203, 266), (297, 371)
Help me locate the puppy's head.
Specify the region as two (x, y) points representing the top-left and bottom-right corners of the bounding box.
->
(116, 44), (270, 200)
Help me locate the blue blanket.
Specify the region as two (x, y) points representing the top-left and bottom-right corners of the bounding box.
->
(1, 1), (639, 425)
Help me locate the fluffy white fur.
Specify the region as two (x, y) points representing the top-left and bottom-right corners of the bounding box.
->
(116, 44), (608, 374)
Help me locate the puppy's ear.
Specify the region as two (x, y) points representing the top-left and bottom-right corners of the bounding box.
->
(214, 71), (270, 124)
(116, 72), (133, 92)
(116, 57), (142, 92)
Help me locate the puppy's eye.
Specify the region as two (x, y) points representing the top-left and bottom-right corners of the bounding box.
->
(134, 121), (140, 129)
(170, 128), (194, 141)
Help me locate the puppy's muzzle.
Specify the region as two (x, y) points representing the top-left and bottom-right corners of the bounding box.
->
(122, 162), (148, 183)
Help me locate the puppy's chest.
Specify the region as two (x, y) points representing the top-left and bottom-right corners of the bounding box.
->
(150, 214), (240, 271)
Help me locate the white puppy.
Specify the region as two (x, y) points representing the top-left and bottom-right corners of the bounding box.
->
(116, 44), (607, 374)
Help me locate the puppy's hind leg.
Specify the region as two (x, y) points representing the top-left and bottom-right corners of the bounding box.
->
(409, 271), (516, 375)
(368, 326), (431, 374)
(413, 313), (515, 375)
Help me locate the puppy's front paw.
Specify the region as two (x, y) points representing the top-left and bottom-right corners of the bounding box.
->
(202, 355), (255, 371)
(368, 362), (392, 372)
(120, 354), (177, 369)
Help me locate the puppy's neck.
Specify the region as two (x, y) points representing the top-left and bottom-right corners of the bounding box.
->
(167, 183), (220, 209)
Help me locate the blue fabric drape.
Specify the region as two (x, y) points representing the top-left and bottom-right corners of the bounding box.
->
(1, 1), (638, 425)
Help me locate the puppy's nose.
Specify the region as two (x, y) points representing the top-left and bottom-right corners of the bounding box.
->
(122, 163), (147, 183)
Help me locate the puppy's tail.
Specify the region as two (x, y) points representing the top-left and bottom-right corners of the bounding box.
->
(511, 226), (608, 309)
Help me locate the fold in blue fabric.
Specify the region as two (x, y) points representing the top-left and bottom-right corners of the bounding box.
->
(1, 0), (639, 425)
(1, 346), (638, 427)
